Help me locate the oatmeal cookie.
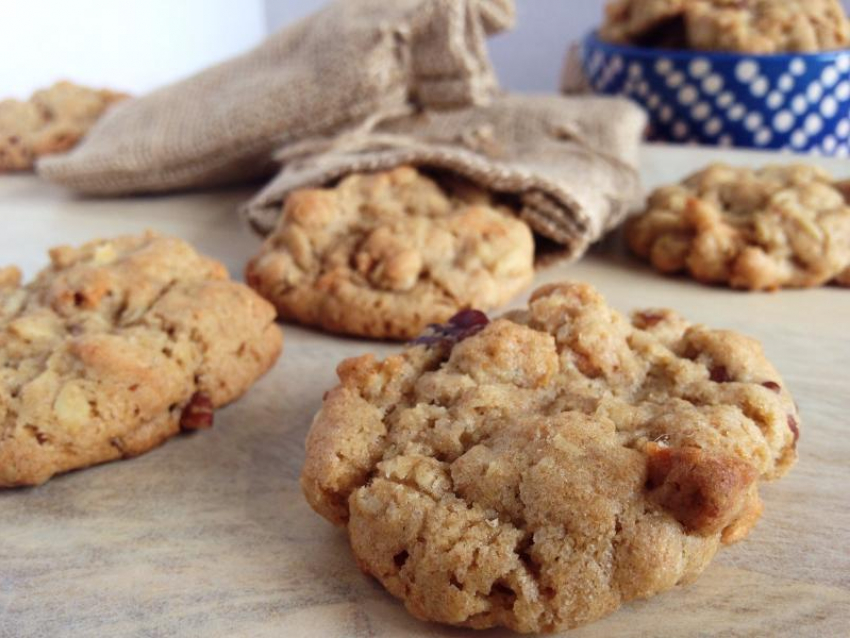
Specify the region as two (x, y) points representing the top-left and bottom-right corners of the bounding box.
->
(301, 282), (798, 633)
(0, 232), (282, 487)
(686, 0), (850, 53)
(600, 0), (850, 53)
(627, 164), (850, 290)
(0, 81), (128, 172)
(246, 167), (535, 340)
(600, 0), (689, 48)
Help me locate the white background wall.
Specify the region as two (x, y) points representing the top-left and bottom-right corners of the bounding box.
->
(0, 0), (267, 98)
(0, 0), (606, 98)
(3, 0), (850, 98)
(264, 0), (608, 93)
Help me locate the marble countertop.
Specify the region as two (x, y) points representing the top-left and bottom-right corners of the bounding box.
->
(2, 145), (848, 637)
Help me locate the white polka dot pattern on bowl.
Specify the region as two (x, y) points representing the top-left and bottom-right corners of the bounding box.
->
(581, 37), (850, 156)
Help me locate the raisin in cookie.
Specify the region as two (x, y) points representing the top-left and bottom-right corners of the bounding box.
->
(600, 0), (850, 53)
(301, 282), (798, 633)
(627, 164), (850, 290)
(0, 81), (128, 172)
(246, 167), (535, 340)
(0, 232), (282, 487)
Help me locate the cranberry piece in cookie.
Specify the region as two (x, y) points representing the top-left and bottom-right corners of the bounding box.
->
(787, 414), (800, 444)
(414, 309), (490, 347)
(180, 392), (215, 431)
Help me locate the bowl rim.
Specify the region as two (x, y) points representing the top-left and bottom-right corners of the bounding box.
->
(583, 31), (850, 62)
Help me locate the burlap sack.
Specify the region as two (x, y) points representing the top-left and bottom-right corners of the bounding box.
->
(243, 94), (647, 259)
(561, 43), (591, 94)
(37, 0), (514, 195)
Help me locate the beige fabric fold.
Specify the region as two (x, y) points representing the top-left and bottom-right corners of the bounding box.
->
(561, 43), (592, 94)
(243, 94), (647, 259)
(37, 0), (514, 195)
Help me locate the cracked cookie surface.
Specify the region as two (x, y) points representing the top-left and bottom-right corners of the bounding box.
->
(0, 81), (128, 172)
(301, 282), (798, 633)
(627, 164), (850, 290)
(600, 0), (850, 53)
(245, 166), (535, 340)
(0, 232), (282, 487)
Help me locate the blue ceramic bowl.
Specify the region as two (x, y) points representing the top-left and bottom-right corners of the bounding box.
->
(581, 32), (850, 156)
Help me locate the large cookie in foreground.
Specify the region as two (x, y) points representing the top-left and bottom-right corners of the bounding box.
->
(246, 166), (535, 340)
(301, 282), (798, 633)
(627, 163), (850, 290)
(0, 232), (282, 487)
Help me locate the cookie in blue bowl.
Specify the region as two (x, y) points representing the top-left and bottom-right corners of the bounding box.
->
(583, 0), (850, 155)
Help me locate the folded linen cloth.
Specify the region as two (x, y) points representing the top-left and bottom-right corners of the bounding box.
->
(37, 0), (514, 195)
(243, 94), (647, 259)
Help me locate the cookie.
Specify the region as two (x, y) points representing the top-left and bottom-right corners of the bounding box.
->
(687, 0), (850, 53)
(627, 164), (850, 290)
(0, 100), (44, 171)
(600, 0), (850, 53)
(246, 167), (535, 340)
(600, 0), (689, 49)
(301, 282), (798, 633)
(0, 81), (128, 172)
(0, 232), (282, 487)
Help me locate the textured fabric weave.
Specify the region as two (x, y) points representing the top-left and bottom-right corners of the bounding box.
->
(244, 94), (647, 258)
(37, 0), (514, 195)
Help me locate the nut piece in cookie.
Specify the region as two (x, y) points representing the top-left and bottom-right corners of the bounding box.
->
(301, 281), (798, 633)
(246, 167), (535, 340)
(627, 163), (850, 290)
(0, 232), (282, 487)
(0, 81), (128, 172)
